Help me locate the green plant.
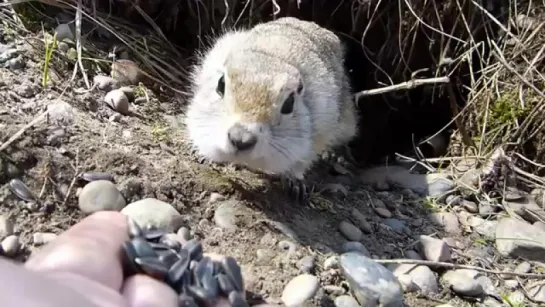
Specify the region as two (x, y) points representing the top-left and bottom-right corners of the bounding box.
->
(41, 26), (57, 88)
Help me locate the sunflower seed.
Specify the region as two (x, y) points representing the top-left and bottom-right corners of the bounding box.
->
(160, 235), (182, 251)
(127, 218), (143, 238)
(158, 249), (181, 268)
(148, 242), (171, 251)
(131, 237), (158, 258)
(8, 179), (34, 202)
(143, 228), (167, 241)
(167, 249), (190, 286)
(228, 291), (249, 307)
(183, 239), (203, 261)
(80, 172), (114, 182)
(222, 256), (244, 292)
(135, 257), (168, 280)
(202, 272), (220, 297)
(217, 273), (236, 295)
(186, 285), (216, 303)
(121, 241), (140, 274)
(179, 294), (199, 307)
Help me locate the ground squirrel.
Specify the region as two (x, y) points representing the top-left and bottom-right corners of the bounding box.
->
(184, 17), (358, 203)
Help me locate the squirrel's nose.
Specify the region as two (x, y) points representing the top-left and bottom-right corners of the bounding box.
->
(228, 124), (258, 151)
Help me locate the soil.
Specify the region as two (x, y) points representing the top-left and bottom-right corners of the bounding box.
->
(0, 19), (494, 307)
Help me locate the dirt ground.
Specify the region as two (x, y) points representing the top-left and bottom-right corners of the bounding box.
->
(0, 15), (520, 307)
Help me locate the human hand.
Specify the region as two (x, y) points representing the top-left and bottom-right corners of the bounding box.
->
(0, 211), (232, 307)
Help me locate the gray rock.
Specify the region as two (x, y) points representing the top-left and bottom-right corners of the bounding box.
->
(419, 235), (451, 262)
(281, 274), (320, 307)
(33, 232), (57, 245)
(514, 262), (531, 274)
(462, 200), (479, 213)
(0, 215), (14, 240)
(339, 221), (363, 241)
(121, 198), (181, 231)
(374, 207), (392, 218)
(93, 75), (119, 91)
(383, 219), (409, 234)
(407, 265), (439, 294)
(405, 250), (422, 260)
(54, 23), (74, 42)
(6, 56), (24, 69)
(396, 274), (418, 292)
(104, 89), (130, 115)
(298, 256), (316, 273)
(351, 208), (372, 233)
(334, 295), (360, 307)
(469, 216), (497, 239)
(213, 200), (253, 231)
(177, 227), (191, 242)
(324, 285), (346, 296)
(428, 212), (461, 234)
(78, 180), (126, 214)
(495, 217), (545, 261)
(479, 202), (497, 217)
(0, 48), (19, 62)
(339, 252), (403, 307)
(441, 269), (484, 297)
(343, 241), (370, 257)
(1, 235), (20, 257)
(504, 279), (518, 290)
(256, 249), (276, 265)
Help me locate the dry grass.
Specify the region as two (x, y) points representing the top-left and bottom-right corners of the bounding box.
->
(1, 0), (544, 190)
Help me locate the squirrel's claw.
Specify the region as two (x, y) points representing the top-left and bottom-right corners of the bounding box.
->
(281, 175), (310, 205)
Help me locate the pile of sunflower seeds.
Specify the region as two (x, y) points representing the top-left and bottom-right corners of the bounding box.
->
(122, 219), (249, 307)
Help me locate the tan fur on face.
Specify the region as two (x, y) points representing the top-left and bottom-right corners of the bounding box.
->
(227, 68), (277, 122)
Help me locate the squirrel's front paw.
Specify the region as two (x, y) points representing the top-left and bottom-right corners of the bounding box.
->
(281, 175), (311, 205)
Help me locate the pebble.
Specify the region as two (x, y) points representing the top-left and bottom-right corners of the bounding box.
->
(104, 89), (130, 115)
(528, 284), (545, 303)
(396, 274), (418, 292)
(323, 285), (345, 296)
(339, 252), (403, 307)
(208, 192), (226, 204)
(298, 255), (316, 273)
(54, 23), (74, 42)
(256, 249), (276, 265)
(374, 207), (392, 218)
(342, 241), (370, 257)
(507, 290), (526, 305)
(405, 265), (439, 294)
(281, 274), (320, 307)
(428, 212), (461, 234)
(6, 56), (24, 69)
(478, 202), (497, 217)
(419, 235), (451, 262)
(121, 198), (182, 231)
(350, 208), (372, 233)
(0, 215), (14, 240)
(78, 180), (127, 214)
(93, 75), (119, 91)
(323, 256), (339, 270)
(383, 218), (409, 234)
(495, 217), (545, 261)
(339, 221), (362, 241)
(57, 41), (69, 52)
(33, 232), (57, 245)
(1, 235), (20, 257)
(213, 200), (252, 231)
(405, 250), (422, 260)
(461, 200), (479, 213)
(468, 216), (497, 238)
(514, 262), (531, 274)
(441, 269), (484, 297)
(177, 227), (191, 242)
(334, 295), (360, 307)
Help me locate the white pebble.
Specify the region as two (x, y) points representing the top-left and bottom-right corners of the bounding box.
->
(0, 215), (14, 240)
(93, 75), (119, 91)
(281, 274), (320, 307)
(104, 89), (130, 115)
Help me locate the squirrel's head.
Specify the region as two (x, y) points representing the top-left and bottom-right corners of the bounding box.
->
(185, 53), (313, 175)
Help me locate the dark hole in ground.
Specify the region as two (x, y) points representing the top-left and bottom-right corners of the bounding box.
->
(29, 0), (510, 166)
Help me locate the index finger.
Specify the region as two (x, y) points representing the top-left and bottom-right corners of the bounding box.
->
(24, 211), (129, 290)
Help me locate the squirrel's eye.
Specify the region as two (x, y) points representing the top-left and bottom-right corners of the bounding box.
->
(216, 75), (225, 97)
(281, 93), (295, 115)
